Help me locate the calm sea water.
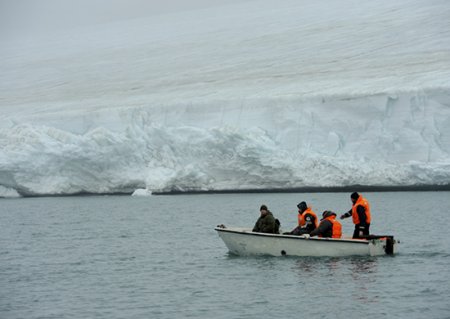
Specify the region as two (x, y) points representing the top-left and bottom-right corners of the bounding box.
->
(1, 192), (450, 319)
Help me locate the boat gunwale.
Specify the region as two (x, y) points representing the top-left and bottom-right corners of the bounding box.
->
(214, 227), (370, 245)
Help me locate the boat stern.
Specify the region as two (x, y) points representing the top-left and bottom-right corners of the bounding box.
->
(368, 236), (399, 256)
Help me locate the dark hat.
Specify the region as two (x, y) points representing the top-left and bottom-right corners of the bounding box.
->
(297, 201), (307, 211)
(322, 210), (337, 219)
(260, 205), (268, 211)
(350, 192), (359, 200)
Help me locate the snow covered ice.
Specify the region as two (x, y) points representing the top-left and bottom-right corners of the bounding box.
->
(1, 0), (450, 197)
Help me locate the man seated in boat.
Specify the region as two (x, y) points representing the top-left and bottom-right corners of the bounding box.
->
(252, 205), (279, 234)
(309, 211), (342, 238)
(283, 201), (318, 235)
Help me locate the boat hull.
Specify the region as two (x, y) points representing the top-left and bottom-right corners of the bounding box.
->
(215, 227), (397, 257)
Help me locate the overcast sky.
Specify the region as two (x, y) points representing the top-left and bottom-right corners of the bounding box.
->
(0, 0), (251, 36)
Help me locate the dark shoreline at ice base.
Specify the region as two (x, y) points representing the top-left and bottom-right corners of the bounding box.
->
(3, 184), (449, 198)
(154, 184), (450, 195)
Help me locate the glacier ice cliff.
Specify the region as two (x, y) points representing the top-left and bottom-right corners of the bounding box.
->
(1, 90), (449, 197)
(1, 0), (450, 196)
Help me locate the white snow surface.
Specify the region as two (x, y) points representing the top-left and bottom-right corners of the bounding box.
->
(1, 0), (450, 196)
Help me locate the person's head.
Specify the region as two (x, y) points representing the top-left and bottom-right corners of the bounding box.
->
(260, 204), (268, 215)
(350, 192), (359, 204)
(322, 210), (336, 219)
(297, 201), (307, 213)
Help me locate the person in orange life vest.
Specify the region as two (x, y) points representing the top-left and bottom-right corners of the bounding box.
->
(283, 201), (318, 235)
(340, 192), (371, 239)
(309, 211), (342, 238)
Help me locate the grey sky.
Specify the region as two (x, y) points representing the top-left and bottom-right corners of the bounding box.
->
(0, 0), (252, 36)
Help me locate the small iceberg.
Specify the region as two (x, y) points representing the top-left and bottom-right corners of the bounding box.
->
(131, 188), (152, 197)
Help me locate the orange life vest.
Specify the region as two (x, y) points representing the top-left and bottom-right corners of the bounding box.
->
(328, 216), (342, 238)
(298, 207), (318, 228)
(351, 195), (371, 225)
(317, 215), (342, 238)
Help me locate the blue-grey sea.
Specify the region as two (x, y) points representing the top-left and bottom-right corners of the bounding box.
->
(1, 192), (450, 319)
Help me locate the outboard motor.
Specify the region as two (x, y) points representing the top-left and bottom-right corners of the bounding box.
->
(384, 236), (395, 255)
(365, 234), (396, 255)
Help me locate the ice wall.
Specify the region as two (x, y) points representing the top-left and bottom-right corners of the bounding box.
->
(1, 90), (449, 197)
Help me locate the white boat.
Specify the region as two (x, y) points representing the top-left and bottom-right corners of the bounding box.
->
(215, 225), (398, 257)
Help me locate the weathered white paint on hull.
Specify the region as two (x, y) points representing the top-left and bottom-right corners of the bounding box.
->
(215, 227), (397, 257)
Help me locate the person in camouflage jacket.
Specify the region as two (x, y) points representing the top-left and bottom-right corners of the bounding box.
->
(252, 204), (279, 234)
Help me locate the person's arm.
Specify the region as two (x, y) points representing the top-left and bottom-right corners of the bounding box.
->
(310, 221), (329, 237)
(340, 209), (352, 219)
(309, 227), (319, 237)
(252, 218), (260, 232)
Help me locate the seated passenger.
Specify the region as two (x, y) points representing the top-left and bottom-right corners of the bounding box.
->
(309, 211), (342, 238)
(284, 201), (318, 235)
(252, 204), (279, 234)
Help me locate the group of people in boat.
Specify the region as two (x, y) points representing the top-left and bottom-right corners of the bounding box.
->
(252, 192), (371, 239)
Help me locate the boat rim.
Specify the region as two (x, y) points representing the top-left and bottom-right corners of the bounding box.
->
(214, 226), (371, 245)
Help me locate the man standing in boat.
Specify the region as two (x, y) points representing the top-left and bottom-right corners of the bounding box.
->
(340, 192), (371, 239)
(284, 201), (318, 235)
(252, 205), (279, 234)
